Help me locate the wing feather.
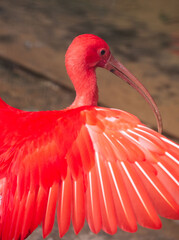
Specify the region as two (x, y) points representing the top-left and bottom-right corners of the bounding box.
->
(86, 167), (102, 233)
(43, 182), (59, 238)
(0, 106), (179, 239)
(134, 162), (179, 218)
(72, 173), (85, 234)
(57, 168), (72, 238)
(21, 189), (36, 239)
(31, 186), (48, 233)
(95, 151), (118, 234)
(106, 161), (137, 232)
(124, 126), (179, 204)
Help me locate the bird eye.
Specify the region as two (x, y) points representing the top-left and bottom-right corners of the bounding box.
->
(100, 49), (106, 56)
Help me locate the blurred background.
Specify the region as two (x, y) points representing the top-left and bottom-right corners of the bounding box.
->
(0, 0), (178, 239)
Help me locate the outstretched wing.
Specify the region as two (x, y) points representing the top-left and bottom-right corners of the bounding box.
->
(0, 106), (178, 239)
(64, 107), (179, 236)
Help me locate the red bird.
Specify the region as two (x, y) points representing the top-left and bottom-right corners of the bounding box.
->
(0, 34), (178, 240)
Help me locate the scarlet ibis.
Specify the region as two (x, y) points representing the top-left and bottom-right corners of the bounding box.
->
(0, 34), (178, 240)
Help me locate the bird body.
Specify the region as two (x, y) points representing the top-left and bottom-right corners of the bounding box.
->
(0, 34), (178, 240)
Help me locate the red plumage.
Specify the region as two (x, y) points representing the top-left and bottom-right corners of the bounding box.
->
(0, 34), (178, 240)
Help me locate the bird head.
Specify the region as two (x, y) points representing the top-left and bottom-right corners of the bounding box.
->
(65, 34), (111, 69)
(65, 34), (162, 133)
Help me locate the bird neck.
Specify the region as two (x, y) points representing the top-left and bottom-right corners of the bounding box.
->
(67, 66), (98, 108)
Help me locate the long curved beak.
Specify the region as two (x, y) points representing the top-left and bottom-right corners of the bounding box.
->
(104, 55), (162, 133)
